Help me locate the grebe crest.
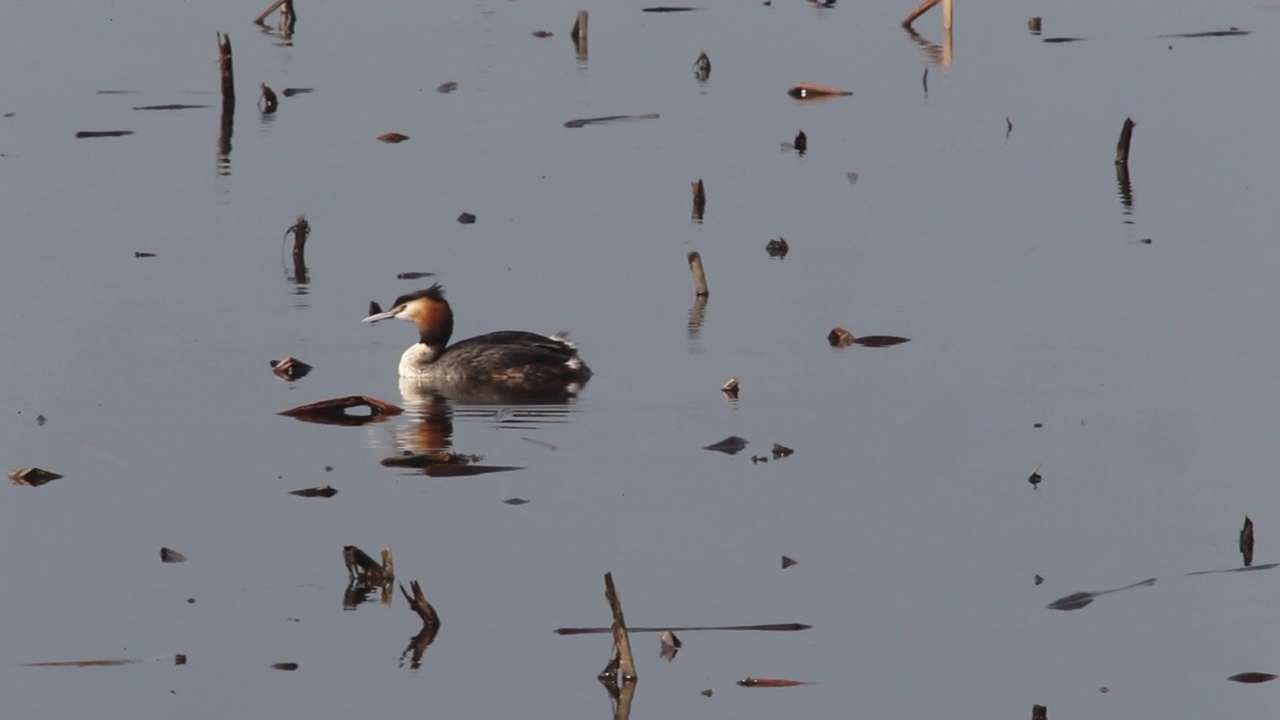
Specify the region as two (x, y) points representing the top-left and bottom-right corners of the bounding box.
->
(363, 284), (593, 386)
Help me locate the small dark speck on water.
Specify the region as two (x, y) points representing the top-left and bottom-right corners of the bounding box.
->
(457, 212), (476, 224)
(134, 251), (156, 258)
(436, 81), (459, 94)
(1141, 238), (1152, 244)
(271, 663), (299, 671)
(1034, 574), (1044, 585)
(504, 498), (530, 505)
(1033, 422), (1043, 428)
(704, 435), (749, 455)
(397, 272), (435, 280)
(36, 414), (46, 426)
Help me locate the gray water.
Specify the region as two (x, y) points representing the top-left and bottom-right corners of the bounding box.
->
(4, 0), (1280, 717)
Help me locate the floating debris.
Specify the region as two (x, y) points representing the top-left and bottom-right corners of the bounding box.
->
(659, 630), (682, 661)
(1028, 17), (1042, 33)
(1159, 28), (1249, 38)
(1046, 577), (1156, 611)
(1028, 465), (1042, 489)
(765, 238), (789, 258)
(783, 130), (807, 154)
(1006, 116), (1013, 138)
(691, 179), (706, 222)
(132, 104), (209, 111)
(1098, 686), (1109, 693)
(378, 132), (410, 143)
(782, 555), (798, 569)
(134, 251), (156, 258)
(828, 328), (910, 348)
(258, 83), (278, 113)
(271, 663), (299, 671)
(160, 547), (188, 564)
(571, 10), (588, 56)
(721, 377), (740, 399)
(396, 272), (435, 280)
(436, 81), (458, 94)
(379, 450), (482, 468)
(281, 87), (314, 96)
(693, 51), (711, 82)
(687, 250), (709, 296)
(503, 498), (530, 505)
(521, 437), (558, 451)
(1033, 422), (1044, 428)
(97, 90), (139, 94)
(289, 485), (337, 498)
(563, 113), (660, 128)
(9, 467), (62, 487)
(279, 395), (403, 426)
(457, 212), (476, 224)
(704, 436), (749, 455)
(751, 455), (768, 464)
(1241, 516), (1255, 567)
(737, 677), (814, 688)
(701, 689), (713, 697)
(75, 130), (134, 139)
(344, 544), (394, 585)
(21, 656), (165, 668)
(270, 356), (313, 381)
(555, 622), (810, 635)
(1034, 574), (1044, 585)
(1032, 706), (1047, 720)
(827, 328), (855, 347)
(532, 30), (554, 38)
(1115, 117), (1137, 165)
(643, 6), (696, 11)
(786, 82), (852, 100)
(772, 443), (794, 459)
(1228, 672), (1277, 684)
(1042, 37), (1085, 43)
(36, 415), (46, 426)
(846, 172), (860, 185)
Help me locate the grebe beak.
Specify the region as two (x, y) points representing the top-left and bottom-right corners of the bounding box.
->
(362, 308), (400, 323)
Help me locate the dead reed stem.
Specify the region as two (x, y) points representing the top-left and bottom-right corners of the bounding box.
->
(901, 0), (941, 28)
(1114, 117), (1136, 165)
(687, 251), (709, 297)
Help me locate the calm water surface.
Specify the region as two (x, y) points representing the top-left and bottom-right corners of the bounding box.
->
(4, 0), (1280, 718)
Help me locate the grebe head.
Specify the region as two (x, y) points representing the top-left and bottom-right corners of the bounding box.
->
(362, 284), (454, 348)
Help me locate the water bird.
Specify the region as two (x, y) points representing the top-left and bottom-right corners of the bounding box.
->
(363, 285), (592, 388)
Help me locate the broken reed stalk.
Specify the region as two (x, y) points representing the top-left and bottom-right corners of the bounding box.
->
(280, 0), (297, 33)
(690, 179), (706, 221)
(687, 251), (709, 297)
(253, 0), (285, 25)
(400, 581), (441, 628)
(287, 215), (310, 257)
(603, 572), (637, 682)
(1032, 704), (1048, 720)
(381, 546), (395, 581)
(1114, 117), (1136, 165)
(217, 33), (235, 114)
(571, 11), (589, 56)
(901, 0), (941, 28)
(942, 0), (952, 30)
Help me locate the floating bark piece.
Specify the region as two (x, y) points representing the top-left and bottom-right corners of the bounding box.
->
(721, 377), (740, 398)
(457, 212), (476, 224)
(378, 132), (410, 143)
(1114, 117), (1136, 165)
(691, 179), (706, 221)
(9, 467), (63, 487)
(701, 689), (713, 697)
(259, 83), (278, 113)
(1159, 28), (1249, 38)
(564, 113), (660, 128)
(132, 104), (209, 111)
(271, 662), (299, 671)
(270, 356), (313, 381)
(571, 10), (588, 56)
(134, 251), (156, 258)
(1032, 706), (1047, 720)
(1042, 37), (1085, 43)
(396, 271), (434, 280)
(289, 484), (337, 498)
(1241, 516), (1255, 567)
(1186, 562), (1279, 576)
(704, 435), (748, 455)
(436, 81), (458, 94)
(281, 87), (314, 96)
(216, 33), (235, 114)
(160, 547), (188, 563)
(599, 572), (638, 682)
(787, 82), (852, 100)
(693, 51), (711, 81)
(1028, 17), (1042, 33)
(533, 30), (554, 38)
(279, 396), (403, 426)
(1034, 574), (1044, 585)
(556, 622), (811, 635)
(781, 555), (798, 569)
(1228, 672), (1277, 684)
(687, 251), (709, 296)
(75, 130), (134, 139)
(737, 677), (814, 687)
(504, 497), (530, 505)
(771, 443), (794, 459)
(827, 328), (855, 347)
(1028, 465), (1042, 489)
(765, 238), (789, 257)
(659, 630), (681, 661)
(1046, 577), (1156, 611)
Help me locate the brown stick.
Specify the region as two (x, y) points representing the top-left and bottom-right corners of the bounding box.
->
(253, 0), (286, 25)
(1114, 117), (1136, 165)
(691, 179), (706, 221)
(400, 581), (441, 628)
(603, 572), (637, 681)
(687, 251), (709, 297)
(280, 0), (297, 33)
(217, 33), (235, 114)
(901, 0), (941, 28)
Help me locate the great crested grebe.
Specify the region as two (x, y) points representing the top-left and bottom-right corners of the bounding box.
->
(362, 284), (593, 386)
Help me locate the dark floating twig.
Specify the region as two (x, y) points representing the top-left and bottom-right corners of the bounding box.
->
(1028, 17), (1042, 34)
(556, 622), (811, 635)
(216, 33), (235, 114)
(1186, 562), (1278, 576)
(397, 272), (434, 280)
(1027, 464), (1042, 489)
(721, 377), (740, 399)
(771, 443), (794, 459)
(597, 572), (638, 683)
(693, 51), (711, 82)
(691, 179), (706, 221)
(401, 580), (441, 628)
(783, 130), (807, 154)
(436, 81), (458, 94)
(1045, 577), (1156, 611)
(1241, 516), (1255, 567)
(1159, 28), (1249, 38)
(270, 355), (312, 381)
(457, 212), (476, 224)
(827, 329), (910, 348)
(1228, 672), (1277, 684)
(1114, 117), (1136, 165)
(134, 251), (156, 258)
(1032, 705), (1048, 720)
(564, 113), (660, 128)
(378, 132), (410, 143)
(703, 435), (748, 455)
(752, 455), (768, 464)
(271, 662), (299, 671)
(132, 104), (209, 111)
(289, 484), (337, 498)
(787, 82), (852, 100)
(922, 67), (928, 95)
(258, 83), (278, 113)
(643, 6), (696, 11)
(1006, 116), (1013, 138)
(75, 130), (134, 139)
(9, 467), (63, 487)
(97, 90), (139, 94)
(533, 30), (554, 38)
(279, 395), (403, 426)
(22, 655), (184, 668)
(571, 10), (589, 57)
(281, 87), (313, 97)
(737, 677), (814, 688)
(1034, 574), (1044, 585)
(504, 497), (530, 505)
(781, 555), (799, 569)
(285, 215), (310, 257)
(160, 547), (188, 564)
(766, 238), (789, 257)
(1042, 37), (1085, 43)
(687, 251), (709, 297)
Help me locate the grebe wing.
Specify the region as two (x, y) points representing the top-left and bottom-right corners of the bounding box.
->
(447, 331), (581, 361)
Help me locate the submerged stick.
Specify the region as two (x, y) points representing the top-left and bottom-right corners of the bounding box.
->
(603, 572), (637, 681)
(556, 622), (811, 635)
(1114, 117), (1136, 165)
(901, 0), (941, 28)
(687, 251), (709, 297)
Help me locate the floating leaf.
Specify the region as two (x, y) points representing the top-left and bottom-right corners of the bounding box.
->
(781, 555), (798, 569)
(288, 485), (337, 498)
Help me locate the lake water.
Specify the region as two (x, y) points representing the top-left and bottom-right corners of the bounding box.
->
(4, 0), (1280, 718)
